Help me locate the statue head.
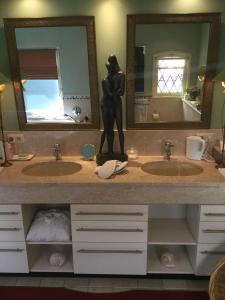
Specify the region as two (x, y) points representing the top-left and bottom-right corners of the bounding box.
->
(105, 54), (120, 74)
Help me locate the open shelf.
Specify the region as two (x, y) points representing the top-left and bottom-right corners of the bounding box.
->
(148, 219), (196, 245)
(147, 245), (194, 274)
(28, 245), (73, 273)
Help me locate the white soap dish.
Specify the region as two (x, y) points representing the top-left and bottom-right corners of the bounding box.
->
(10, 154), (35, 161)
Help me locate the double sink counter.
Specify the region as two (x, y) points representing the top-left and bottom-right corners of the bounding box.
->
(0, 156), (224, 205)
(0, 156), (225, 275)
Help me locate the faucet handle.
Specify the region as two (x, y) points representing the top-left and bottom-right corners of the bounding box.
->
(53, 143), (60, 149)
(165, 140), (174, 147)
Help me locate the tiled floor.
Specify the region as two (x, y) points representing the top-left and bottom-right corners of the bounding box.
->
(0, 276), (209, 293)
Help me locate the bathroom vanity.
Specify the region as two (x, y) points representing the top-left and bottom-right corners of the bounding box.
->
(0, 156), (225, 276)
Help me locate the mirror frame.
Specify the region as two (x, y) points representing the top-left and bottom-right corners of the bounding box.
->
(126, 13), (221, 129)
(4, 16), (100, 130)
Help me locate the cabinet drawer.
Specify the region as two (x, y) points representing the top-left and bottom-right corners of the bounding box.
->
(0, 221), (25, 241)
(200, 205), (225, 222)
(0, 242), (28, 273)
(73, 242), (147, 275)
(199, 222), (225, 244)
(72, 221), (148, 243)
(196, 243), (225, 276)
(0, 205), (22, 221)
(71, 205), (148, 221)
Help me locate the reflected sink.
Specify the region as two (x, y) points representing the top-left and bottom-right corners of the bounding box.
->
(141, 160), (203, 176)
(22, 161), (82, 176)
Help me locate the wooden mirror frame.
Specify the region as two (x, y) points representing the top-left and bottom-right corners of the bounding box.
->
(4, 16), (100, 130)
(126, 13), (221, 130)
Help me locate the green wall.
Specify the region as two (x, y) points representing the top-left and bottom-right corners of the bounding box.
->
(0, 0), (225, 129)
(16, 26), (90, 95)
(136, 23), (207, 94)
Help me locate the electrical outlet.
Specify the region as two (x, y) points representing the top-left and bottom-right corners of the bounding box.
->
(7, 133), (24, 143)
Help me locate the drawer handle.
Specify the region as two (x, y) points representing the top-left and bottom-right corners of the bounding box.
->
(0, 248), (24, 252)
(202, 229), (225, 233)
(77, 249), (143, 254)
(0, 228), (21, 231)
(204, 213), (225, 217)
(200, 251), (225, 255)
(76, 227), (143, 232)
(0, 212), (19, 216)
(76, 212), (144, 216)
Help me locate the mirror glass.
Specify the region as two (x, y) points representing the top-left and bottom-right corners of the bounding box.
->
(126, 14), (220, 129)
(16, 26), (91, 123)
(4, 17), (99, 130)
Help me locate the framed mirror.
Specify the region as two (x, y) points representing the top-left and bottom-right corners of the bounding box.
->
(4, 17), (100, 130)
(126, 13), (221, 129)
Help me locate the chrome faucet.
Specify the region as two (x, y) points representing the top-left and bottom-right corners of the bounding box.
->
(164, 141), (174, 160)
(53, 143), (62, 160)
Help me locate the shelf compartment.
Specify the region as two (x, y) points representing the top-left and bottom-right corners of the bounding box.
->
(28, 244), (73, 273)
(148, 245), (194, 274)
(148, 219), (196, 245)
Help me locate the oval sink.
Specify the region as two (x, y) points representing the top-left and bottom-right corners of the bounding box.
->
(22, 161), (82, 176)
(141, 160), (203, 176)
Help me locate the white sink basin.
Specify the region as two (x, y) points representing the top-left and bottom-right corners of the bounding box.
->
(22, 161), (82, 176)
(141, 160), (203, 176)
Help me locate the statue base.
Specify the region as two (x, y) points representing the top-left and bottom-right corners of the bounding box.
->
(96, 152), (128, 166)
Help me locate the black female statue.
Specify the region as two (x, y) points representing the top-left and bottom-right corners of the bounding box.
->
(97, 55), (128, 165)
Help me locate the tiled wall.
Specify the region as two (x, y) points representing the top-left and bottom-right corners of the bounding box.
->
(6, 129), (220, 157)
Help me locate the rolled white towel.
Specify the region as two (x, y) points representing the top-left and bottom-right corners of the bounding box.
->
(49, 252), (66, 267)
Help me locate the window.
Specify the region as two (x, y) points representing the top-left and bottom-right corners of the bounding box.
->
(18, 48), (64, 122)
(152, 52), (190, 97)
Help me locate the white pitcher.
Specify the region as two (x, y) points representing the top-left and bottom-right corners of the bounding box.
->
(186, 136), (206, 160)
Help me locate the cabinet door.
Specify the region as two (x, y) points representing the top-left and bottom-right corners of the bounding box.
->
(71, 205), (148, 221)
(199, 222), (225, 244)
(73, 242), (147, 275)
(0, 221), (25, 242)
(0, 205), (22, 221)
(200, 205), (225, 222)
(72, 220), (148, 243)
(195, 244), (225, 276)
(0, 242), (29, 273)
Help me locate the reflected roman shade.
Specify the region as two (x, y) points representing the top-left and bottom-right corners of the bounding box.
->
(18, 49), (58, 79)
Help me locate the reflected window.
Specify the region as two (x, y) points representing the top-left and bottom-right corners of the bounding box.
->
(152, 52), (190, 97)
(18, 48), (64, 122)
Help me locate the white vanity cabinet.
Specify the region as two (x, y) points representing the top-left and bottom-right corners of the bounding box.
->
(0, 205), (28, 273)
(71, 205), (148, 275)
(195, 205), (225, 275)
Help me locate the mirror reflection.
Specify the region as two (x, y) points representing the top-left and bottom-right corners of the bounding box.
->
(126, 13), (220, 129)
(134, 23), (209, 123)
(4, 17), (99, 130)
(16, 26), (91, 124)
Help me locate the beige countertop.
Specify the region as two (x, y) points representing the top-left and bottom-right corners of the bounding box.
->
(0, 156), (225, 205)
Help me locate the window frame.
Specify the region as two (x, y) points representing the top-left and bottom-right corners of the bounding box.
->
(152, 51), (191, 98)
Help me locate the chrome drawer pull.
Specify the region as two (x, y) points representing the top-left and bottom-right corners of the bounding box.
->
(77, 249), (143, 254)
(204, 213), (225, 217)
(200, 251), (225, 255)
(0, 228), (21, 231)
(0, 248), (24, 252)
(0, 212), (19, 216)
(202, 229), (225, 233)
(76, 227), (143, 232)
(76, 212), (144, 216)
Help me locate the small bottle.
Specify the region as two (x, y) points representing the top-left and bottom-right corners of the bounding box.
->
(0, 141), (5, 164)
(4, 142), (15, 160)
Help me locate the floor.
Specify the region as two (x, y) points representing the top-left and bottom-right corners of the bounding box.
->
(0, 277), (209, 294)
